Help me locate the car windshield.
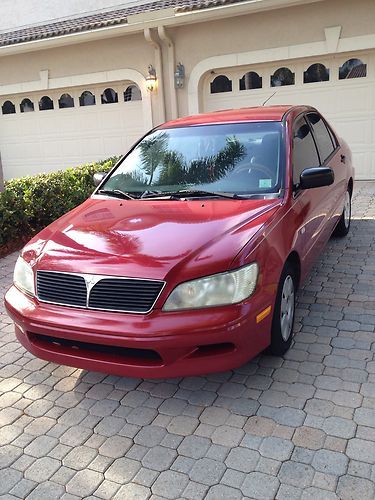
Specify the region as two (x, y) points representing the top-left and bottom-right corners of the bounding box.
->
(100, 121), (284, 197)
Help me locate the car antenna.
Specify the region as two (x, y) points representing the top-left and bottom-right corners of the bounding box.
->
(262, 91), (277, 106)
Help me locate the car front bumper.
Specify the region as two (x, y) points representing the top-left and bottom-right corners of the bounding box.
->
(5, 285), (272, 378)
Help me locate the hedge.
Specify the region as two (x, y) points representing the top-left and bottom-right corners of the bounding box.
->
(0, 157), (120, 250)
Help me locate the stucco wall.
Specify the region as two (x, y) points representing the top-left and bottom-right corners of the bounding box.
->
(0, 0), (374, 121)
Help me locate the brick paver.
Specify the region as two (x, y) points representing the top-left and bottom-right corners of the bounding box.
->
(1, 181), (374, 499)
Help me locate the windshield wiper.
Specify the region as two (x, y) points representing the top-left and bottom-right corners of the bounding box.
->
(141, 190), (240, 200)
(97, 189), (136, 200)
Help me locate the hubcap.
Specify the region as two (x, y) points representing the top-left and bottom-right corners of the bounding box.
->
(344, 191), (351, 228)
(280, 275), (295, 342)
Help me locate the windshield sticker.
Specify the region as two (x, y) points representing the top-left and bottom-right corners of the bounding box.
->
(259, 179), (272, 188)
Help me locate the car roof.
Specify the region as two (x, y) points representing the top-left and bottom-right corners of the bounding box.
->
(159, 105), (314, 129)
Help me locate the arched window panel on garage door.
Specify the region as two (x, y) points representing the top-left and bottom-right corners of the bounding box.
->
(339, 58), (367, 79)
(39, 96), (54, 111)
(20, 98), (34, 113)
(101, 88), (118, 104)
(124, 84), (142, 102)
(271, 67), (295, 87)
(210, 75), (232, 94)
(2, 100), (16, 114)
(79, 91), (96, 106)
(303, 63), (330, 83)
(239, 71), (262, 90)
(59, 93), (74, 108)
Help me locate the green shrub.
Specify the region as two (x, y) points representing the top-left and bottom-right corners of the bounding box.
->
(0, 157), (119, 248)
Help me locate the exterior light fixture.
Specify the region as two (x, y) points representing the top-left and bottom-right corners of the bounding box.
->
(174, 62), (185, 89)
(146, 65), (157, 92)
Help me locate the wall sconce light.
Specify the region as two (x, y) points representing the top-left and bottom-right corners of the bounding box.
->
(146, 65), (157, 92)
(174, 62), (185, 89)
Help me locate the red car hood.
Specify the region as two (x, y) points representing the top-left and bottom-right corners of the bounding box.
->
(23, 196), (281, 281)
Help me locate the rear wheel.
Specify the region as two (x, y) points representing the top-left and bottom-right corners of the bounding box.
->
(269, 263), (296, 356)
(333, 189), (351, 237)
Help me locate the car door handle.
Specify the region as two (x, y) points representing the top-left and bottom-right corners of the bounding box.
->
(341, 154), (346, 164)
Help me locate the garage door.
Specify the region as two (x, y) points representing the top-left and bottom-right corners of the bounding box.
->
(0, 81), (146, 180)
(203, 51), (375, 180)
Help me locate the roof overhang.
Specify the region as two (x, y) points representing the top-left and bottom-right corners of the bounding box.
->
(0, 0), (325, 57)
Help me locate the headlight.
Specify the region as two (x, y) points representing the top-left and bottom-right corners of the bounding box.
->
(14, 256), (35, 297)
(163, 263), (258, 311)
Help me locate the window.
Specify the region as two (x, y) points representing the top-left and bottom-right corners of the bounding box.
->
(339, 58), (367, 79)
(304, 63), (329, 83)
(210, 75), (232, 94)
(239, 71), (262, 90)
(306, 113), (335, 163)
(39, 96), (54, 111)
(20, 98), (34, 113)
(79, 91), (96, 106)
(58, 94), (74, 108)
(292, 116), (320, 185)
(271, 67), (295, 87)
(124, 85), (142, 102)
(101, 88), (118, 104)
(2, 101), (16, 114)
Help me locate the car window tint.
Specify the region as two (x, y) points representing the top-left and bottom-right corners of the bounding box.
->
(306, 113), (335, 163)
(292, 116), (320, 185)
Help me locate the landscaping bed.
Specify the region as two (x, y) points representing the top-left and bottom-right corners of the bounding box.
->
(0, 157), (119, 258)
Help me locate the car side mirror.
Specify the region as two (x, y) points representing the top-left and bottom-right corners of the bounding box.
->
(93, 172), (106, 187)
(299, 167), (334, 190)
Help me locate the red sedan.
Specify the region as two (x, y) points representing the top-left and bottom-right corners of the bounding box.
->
(5, 105), (354, 378)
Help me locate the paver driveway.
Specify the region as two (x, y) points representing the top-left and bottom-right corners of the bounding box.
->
(1, 181), (375, 500)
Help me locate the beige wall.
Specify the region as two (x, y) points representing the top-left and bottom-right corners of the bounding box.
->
(0, 0), (374, 122)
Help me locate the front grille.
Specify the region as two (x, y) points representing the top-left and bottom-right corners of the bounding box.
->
(89, 278), (164, 313)
(37, 271), (87, 307)
(36, 271), (165, 313)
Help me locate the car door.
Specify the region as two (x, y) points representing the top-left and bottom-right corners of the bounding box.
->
(291, 114), (332, 273)
(306, 112), (346, 234)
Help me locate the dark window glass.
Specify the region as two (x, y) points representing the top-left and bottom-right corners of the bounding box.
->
(304, 63), (329, 83)
(210, 75), (232, 94)
(58, 93), (74, 108)
(326, 123), (338, 149)
(339, 58), (367, 79)
(271, 67), (295, 87)
(124, 85), (142, 102)
(20, 98), (34, 113)
(101, 121), (284, 196)
(239, 71), (262, 90)
(306, 113), (335, 163)
(2, 100), (16, 114)
(39, 96), (54, 111)
(101, 88), (118, 104)
(79, 91), (96, 106)
(292, 116), (320, 185)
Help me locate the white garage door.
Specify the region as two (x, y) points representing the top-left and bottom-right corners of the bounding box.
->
(0, 81), (146, 180)
(203, 51), (375, 180)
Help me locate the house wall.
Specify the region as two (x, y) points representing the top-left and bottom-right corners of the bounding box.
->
(0, 0), (374, 178)
(1, 0), (373, 119)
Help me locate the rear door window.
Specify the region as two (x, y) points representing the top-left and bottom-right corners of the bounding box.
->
(306, 113), (335, 163)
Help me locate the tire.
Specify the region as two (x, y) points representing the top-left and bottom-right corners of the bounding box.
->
(269, 262), (296, 356)
(333, 189), (351, 237)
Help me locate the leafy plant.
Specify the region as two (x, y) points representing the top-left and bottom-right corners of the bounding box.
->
(0, 157), (119, 250)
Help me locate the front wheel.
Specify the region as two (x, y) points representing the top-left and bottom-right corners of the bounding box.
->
(333, 189), (351, 237)
(269, 263), (296, 356)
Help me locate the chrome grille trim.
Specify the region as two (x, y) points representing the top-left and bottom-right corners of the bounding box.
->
(36, 270), (166, 314)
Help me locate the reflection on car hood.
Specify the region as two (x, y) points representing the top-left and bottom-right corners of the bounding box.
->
(23, 196), (281, 281)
